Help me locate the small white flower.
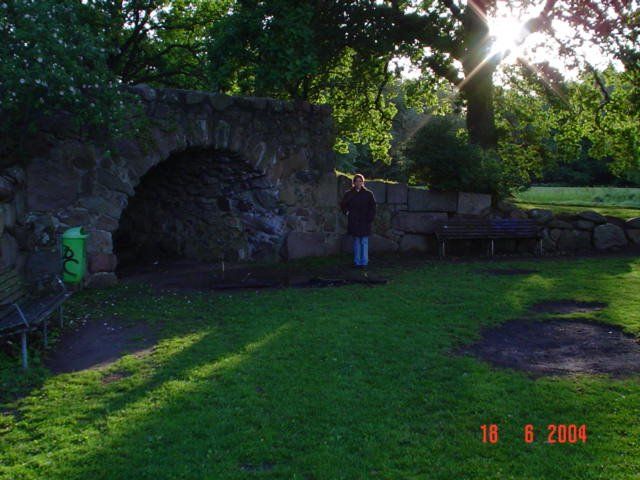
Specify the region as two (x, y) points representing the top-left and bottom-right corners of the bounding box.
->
(19, 78), (25, 84)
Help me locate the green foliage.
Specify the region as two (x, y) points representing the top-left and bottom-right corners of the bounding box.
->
(336, 142), (407, 182)
(401, 116), (521, 196)
(0, 0), (135, 165)
(84, 0), (233, 89)
(495, 65), (640, 186)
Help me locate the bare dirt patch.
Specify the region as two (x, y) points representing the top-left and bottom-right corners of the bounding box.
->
(118, 259), (388, 292)
(46, 316), (156, 373)
(529, 300), (607, 315)
(460, 319), (640, 377)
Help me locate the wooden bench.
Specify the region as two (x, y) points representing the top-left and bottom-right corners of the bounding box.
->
(435, 218), (542, 257)
(0, 268), (72, 368)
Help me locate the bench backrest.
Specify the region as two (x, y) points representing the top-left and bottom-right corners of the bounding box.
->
(435, 219), (540, 239)
(0, 268), (30, 325)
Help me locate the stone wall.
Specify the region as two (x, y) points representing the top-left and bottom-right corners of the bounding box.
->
(0, 86), (336, 286)
(282, 175), (640, 258)
(2, 85), (640, 288)
(283, 176), (493, 258)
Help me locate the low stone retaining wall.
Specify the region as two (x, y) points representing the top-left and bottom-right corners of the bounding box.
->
(282, 174), (640, 258)
(3, 164), (640, 284)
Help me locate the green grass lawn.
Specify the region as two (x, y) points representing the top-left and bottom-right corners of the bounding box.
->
(513, 186), (640, 219)
(2, 256), (640, 479)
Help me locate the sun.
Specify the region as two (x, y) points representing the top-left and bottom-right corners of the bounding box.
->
(488, 15), (529, 61)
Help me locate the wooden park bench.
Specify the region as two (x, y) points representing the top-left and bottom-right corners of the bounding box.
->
(0, 267), (72, 368)
(435, 218), (542, 257)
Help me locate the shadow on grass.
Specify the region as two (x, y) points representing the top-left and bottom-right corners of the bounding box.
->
(1, 255), (639, 479)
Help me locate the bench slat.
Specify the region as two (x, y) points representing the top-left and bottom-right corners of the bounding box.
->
(0, 285), (30, 307)
(0, 271), (22, 295)
(435, 218), (541, 257)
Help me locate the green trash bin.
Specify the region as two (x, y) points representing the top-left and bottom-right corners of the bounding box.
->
(62, 227), (88, 283)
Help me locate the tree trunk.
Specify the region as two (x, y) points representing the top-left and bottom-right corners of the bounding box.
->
(461, 0), (498, 149)
(463, 64), (498, 148)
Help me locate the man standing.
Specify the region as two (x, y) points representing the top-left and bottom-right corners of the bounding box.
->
(340, 174), (376, 268)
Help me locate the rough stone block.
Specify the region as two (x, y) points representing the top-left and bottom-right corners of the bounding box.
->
(341, 234), (353, 253)
(366, 181), (386, 204)
(61, 140), (96, 170)
(88, 253), (118, 273)
(185, 91), (207, 105)
(574, 220), (595, 230)
(27, 157), (81, 211)
(457, 192), (492, 215)
(549, 229), (562, 242)
(399, 234), (429, 252)
(86, 230), (113, 255)
(548, 219), (573, 229)
(96, 215), (120, 232)
(278, 183), (298, 206)
(556, 230), (592, 251)
(79, 196), (122, 219)
(314, 174), (338, 208)
(528, 208), (554, 224)
(594, 223), (627, 250)
(387, 183), (407, 204)
(407, 188), (457, 212)
(605, 216), (626, 228)
(97, 168), (135, 196)
(626, 229), (640, 245)
(369, 234), (397, 252)
(626, 218), (640, 229)
(323, 233), (343, 255)
(209, 93), (234, 111)
(577, 211), (607, 224)
(392, 211), (447, 234)
(58, 208), (91, 228)
(284, 231), (326, 259)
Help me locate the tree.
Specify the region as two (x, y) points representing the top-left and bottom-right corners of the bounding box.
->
(82, 0), (231, 89)
(0, 0), (131, 165)
(495, 63), (640, 184)
(206, 1), (446, 161)
(206, 0), (638, 154)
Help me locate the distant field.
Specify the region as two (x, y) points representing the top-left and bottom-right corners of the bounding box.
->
(513, 186), (640, 219)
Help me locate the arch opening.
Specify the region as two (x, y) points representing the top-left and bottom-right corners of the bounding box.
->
(114, 147), (284, 271)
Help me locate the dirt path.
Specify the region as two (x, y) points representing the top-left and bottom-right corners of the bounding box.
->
(45, 316), (156, 373)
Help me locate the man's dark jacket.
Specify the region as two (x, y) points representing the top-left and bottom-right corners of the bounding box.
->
(340, 187), (376, 236)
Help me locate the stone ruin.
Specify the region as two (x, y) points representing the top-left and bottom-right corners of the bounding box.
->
(0, 86), (639, 287)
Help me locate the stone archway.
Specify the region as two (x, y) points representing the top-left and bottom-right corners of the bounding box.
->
(18, 86), (339, 286)
(114, 146), (285, 268)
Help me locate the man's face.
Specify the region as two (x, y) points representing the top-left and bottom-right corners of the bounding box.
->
(354, 177), (364, 190)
